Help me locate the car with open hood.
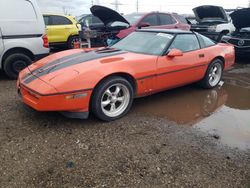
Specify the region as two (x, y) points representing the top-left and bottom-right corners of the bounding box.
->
(87, 5), (190, 45)
(191, 5), (235, 41)
(221, 8), (250, 56)
(17, 29), (235, 121)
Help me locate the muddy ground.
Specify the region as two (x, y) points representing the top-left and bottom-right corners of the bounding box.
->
(0, 58), (250, 187)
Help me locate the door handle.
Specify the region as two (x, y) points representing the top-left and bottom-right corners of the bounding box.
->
(199, 54), (205, 58)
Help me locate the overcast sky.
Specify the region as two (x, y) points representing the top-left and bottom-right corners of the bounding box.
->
(37, 0), (249, 16)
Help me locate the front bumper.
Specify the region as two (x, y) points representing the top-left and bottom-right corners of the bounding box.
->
(234, 47), (250, 55)
(221, 37), (250, 56)
(17, 78), (92, 119)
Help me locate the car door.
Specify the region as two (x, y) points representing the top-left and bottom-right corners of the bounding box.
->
(156, 34), (208, 90)
(47, 15), (73, 43)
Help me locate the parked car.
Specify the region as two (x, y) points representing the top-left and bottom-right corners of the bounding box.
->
(86, 5), (190, 45)
(190, 5), (235, 41)
(43, 14), (80, 49)
(77, 14), (106, 46)
(78, 14), (104, 31)
(18, 29), (235, 121)
(221, 8), (250, 56)
(0, 0), (49, 79)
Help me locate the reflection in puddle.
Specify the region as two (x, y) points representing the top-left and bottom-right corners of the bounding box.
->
(133, 64), (250, 150)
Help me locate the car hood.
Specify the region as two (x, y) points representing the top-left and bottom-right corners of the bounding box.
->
(21, 48), (138, 93)
(230, 8), (250, 30)
(25, 48), (126, 83)
(193, 5), (228, 23)
(90, 5), (130, 26)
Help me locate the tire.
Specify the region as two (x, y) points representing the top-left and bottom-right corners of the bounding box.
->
(91, 76), (134, 121)
(67, 35), (79, 49)
(3, 53), (32, 79)
(199, 59), (223, 89)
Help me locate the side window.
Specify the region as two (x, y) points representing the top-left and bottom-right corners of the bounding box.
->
(159, 14), (176, 25)
(92, 16), (102, 24)
(43, 16), (50, 26)
(141, 14), (158, 26)
(169, 34), (200, 52)
(197, 34), (215, 48)
(83, 15), (92, 26)
(51, 16), (72, 25)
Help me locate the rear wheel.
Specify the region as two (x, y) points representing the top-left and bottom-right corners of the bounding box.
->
(91, 76), (134, 121)
(3, 53), (32, 79)
(199, 59), (223, 88)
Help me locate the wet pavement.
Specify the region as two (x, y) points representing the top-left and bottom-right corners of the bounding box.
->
(133, 61), (250, 150)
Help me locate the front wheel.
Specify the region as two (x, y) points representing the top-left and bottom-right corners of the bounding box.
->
(91, 76), (134, 121)
(67, 35), (79, 49)
(199, 59), (223, 88)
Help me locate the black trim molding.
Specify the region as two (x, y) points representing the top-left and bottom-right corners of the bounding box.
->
(2, 34), (43, 39)
(21, 84), (93, 97)
(136, 64), (208, 80)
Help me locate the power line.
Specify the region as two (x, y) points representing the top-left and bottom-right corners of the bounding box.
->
(112, 2), (248, 7)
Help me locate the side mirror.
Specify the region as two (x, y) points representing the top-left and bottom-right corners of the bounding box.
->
(138, 22), (150, 29)
(167, 49), (183, 57)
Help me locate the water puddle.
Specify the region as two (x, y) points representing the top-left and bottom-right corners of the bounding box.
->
(133, 63), (250, 150)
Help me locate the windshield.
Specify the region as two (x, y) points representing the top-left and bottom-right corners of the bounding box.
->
(112, 32), (174, 55)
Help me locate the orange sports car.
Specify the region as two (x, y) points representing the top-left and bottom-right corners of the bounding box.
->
(17, 29), (235, 121)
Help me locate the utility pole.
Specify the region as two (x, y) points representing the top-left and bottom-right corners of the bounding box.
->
(111, 0), (122, 11)
(136, 0), (139, 12)
(63, 6), (69, 15)
(114, 0), (119, 11)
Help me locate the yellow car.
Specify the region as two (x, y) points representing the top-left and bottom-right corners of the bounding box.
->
(43, 14), (80, 49)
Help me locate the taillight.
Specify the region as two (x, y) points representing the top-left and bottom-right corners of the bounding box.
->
(42, 34), (49, 48)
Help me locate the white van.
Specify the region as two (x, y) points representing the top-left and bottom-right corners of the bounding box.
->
(0, 0), (49, 79)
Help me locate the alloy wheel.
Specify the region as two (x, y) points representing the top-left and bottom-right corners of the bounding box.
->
(101, 83), (130, 118)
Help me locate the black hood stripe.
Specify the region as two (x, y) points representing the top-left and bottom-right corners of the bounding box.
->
(24, 50), (127, 84)
(22, 48), (120, 80)
(22, 51), (85, 80)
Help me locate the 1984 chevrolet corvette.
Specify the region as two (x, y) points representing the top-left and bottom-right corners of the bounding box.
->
(17, 29), (235, 121)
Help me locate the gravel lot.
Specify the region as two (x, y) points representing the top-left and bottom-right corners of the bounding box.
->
(0, 60), (250, 187)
